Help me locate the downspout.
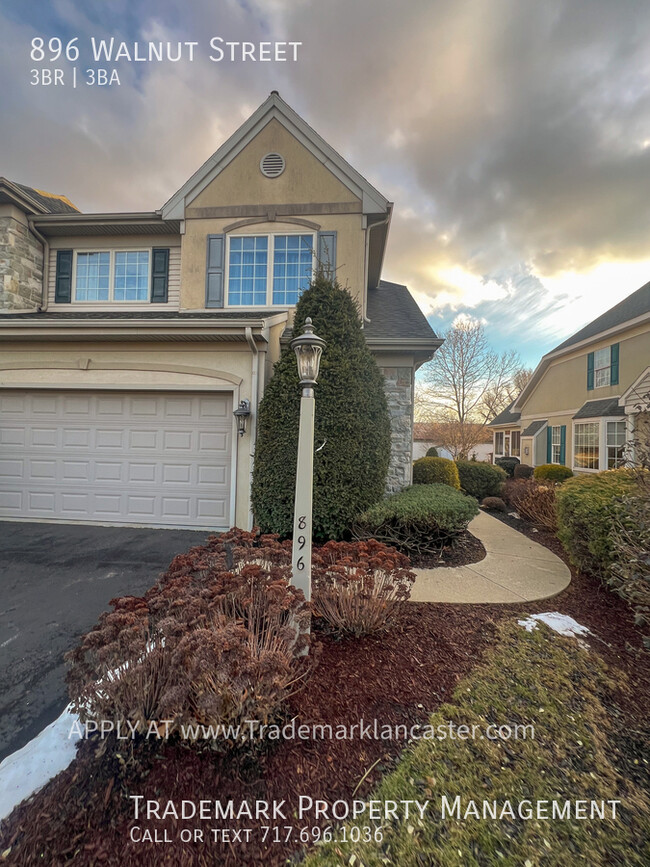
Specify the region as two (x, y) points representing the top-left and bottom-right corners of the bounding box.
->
(363, 210), (391, 323)
(28, 219), (49, 311)
(245, 327), (259, 531)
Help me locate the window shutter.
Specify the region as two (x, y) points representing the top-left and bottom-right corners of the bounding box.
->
(55, 250), (73, 303)
(560, 425), (566, 465)
(547, 426), (553, 463)
(587, 352), (595, 390)
(150, 248), (169, 303)
(317, 231), (337, 278)
(610, 343), (619, 386)
(206, 234), (225, 308)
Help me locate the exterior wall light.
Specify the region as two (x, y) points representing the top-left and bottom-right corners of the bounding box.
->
(233, 399), (251, 437)
(290, 317), (326, 610)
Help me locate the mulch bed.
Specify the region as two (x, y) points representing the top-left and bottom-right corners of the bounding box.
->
(0, 604), (503, 866)
(2, 515), (648, 866)
(409, 529), (486, 569)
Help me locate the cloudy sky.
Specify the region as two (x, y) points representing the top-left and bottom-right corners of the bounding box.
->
(2, 0), (650, 365)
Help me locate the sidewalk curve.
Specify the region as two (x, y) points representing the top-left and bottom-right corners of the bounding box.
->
(410, 510), (571, 604)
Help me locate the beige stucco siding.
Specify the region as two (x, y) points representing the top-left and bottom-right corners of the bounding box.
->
(0, 341), (258, 529)
(190, 120), (359, 209)
(181, 214), (365, 310)
(46, 236), (181, 311)
(522, 326), (650, 418)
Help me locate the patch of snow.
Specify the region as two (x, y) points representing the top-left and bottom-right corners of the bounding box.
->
(0, 707), (81, 821)
(508, 511), (521, 519)
(518, 612), (592, 647)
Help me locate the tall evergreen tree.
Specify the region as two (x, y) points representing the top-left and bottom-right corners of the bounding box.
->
(251, 274), (391, 540)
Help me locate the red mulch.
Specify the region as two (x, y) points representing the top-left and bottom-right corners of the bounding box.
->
(2, 516), (648, 867)
(0, 604), (502, 866)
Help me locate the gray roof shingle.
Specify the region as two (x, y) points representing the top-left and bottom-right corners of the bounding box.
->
(488, 401), (521, 426)
(573, 398), (623, 419)
(522, 419), (547, 436)
(554, 281), (650, 352)
(365, 280), (439, 342)
(13, 182), (79, 214)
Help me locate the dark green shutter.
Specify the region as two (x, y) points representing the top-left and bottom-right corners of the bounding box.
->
(150, 248), (169, 303)
(610, 343), (619, 386)
(206, 234), (225, 308)
(546, 426), (553, 463)
(559, 425), (566, 465)
(55, 250), (73, 303)
(587, 352), (595, 390)
(317, 231), (337, 278)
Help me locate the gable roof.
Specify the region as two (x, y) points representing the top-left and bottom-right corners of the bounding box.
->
(161, 91), (389, 220)
(0, 178), (78, 215)
(515, 279), (650, 411)
(488, 401), (521, 427)
(554, 281), (650, 352)
(522, 419), (547, 437)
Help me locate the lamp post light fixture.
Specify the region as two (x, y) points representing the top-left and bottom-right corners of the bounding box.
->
(290, 317), (326, 604)
(233, 399), (251, 437)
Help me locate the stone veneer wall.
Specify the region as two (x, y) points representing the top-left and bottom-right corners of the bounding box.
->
(380, 366), (414, 493)
(0, 215), (43, 311)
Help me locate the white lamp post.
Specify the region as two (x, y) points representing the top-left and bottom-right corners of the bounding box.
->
(290, 317), (326, 603)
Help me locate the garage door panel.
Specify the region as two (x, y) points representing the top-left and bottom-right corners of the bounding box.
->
(0, 391), (232, 529)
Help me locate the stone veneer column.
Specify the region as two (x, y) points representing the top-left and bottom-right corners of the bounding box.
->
(380, 366), (414, 493)
(0, 214), (43, 311)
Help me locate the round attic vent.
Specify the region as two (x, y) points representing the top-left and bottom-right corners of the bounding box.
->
(260, 152), (285, 178)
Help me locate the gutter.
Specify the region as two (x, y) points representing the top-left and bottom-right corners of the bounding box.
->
(27, 219), (50, 312)
(363, 208), (392, 323)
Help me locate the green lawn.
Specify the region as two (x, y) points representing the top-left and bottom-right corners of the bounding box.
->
(303, 621), (650, 867)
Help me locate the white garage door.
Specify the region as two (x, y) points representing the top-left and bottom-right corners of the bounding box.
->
(0, 391), (233, 529)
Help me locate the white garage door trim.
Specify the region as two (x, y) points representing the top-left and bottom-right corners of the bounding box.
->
(0, 389), (237, 530)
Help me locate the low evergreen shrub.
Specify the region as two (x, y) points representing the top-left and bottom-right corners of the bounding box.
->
(481, 496), (507, 511)
(556, 469), (639, 577)
(495, 456), (520, 477)
(312, 539), (415, 637)
(353, 484), (478, 556)
(534, 463), (573, 482)
(425, 446), (439, 457)
(609, 492), (650, 648)
(513, 464), (534, 480)
(456, 460), (507, 499)
(412, 456), (461, 489)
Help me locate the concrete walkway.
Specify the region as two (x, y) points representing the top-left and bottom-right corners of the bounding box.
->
(410, 510), (571, 604)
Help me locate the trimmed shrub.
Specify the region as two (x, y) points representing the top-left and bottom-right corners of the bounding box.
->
(508, 479), (559, 531)
(66, 529), (310, 749)
(353, 484), (479, 556)
(413, 456), (461, 489)
(251, 275), (391, 540)
(514, 463), (534, 480)
(534, 463), (573, 482)
(456, 460), (507, 499)
(609, 492), (650, 646)
(556, 469), (639, 577)
(311, 539), (415, 637)
(481, 496), (507, 512)
(495, 456), (520, 477)
(425, 446), (439, 457)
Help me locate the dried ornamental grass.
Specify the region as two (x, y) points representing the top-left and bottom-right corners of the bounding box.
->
(311, 539), (415, 637)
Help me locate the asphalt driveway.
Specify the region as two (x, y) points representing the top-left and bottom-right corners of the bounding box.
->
(0, 521), (209, 762)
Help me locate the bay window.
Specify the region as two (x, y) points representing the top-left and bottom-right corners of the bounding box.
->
(606, 420), (626, 469)
(574, 422), (599, 470)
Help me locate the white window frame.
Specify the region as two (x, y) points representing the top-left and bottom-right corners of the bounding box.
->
(594, 346), (611, 389)
(225, 232), (316, 309)
(551, 425), (562, 464)
(494, 429), (520, 460)
(605, 419), (627, 469)
(511, 429), (521, 457)
(572, 416), (626, 472)
(72, 248), (152, 303)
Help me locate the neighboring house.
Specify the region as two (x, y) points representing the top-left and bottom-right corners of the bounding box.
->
(413, 422), (492, 462)
(489, 282), (650, 472)
(0, 92), (441, 531)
